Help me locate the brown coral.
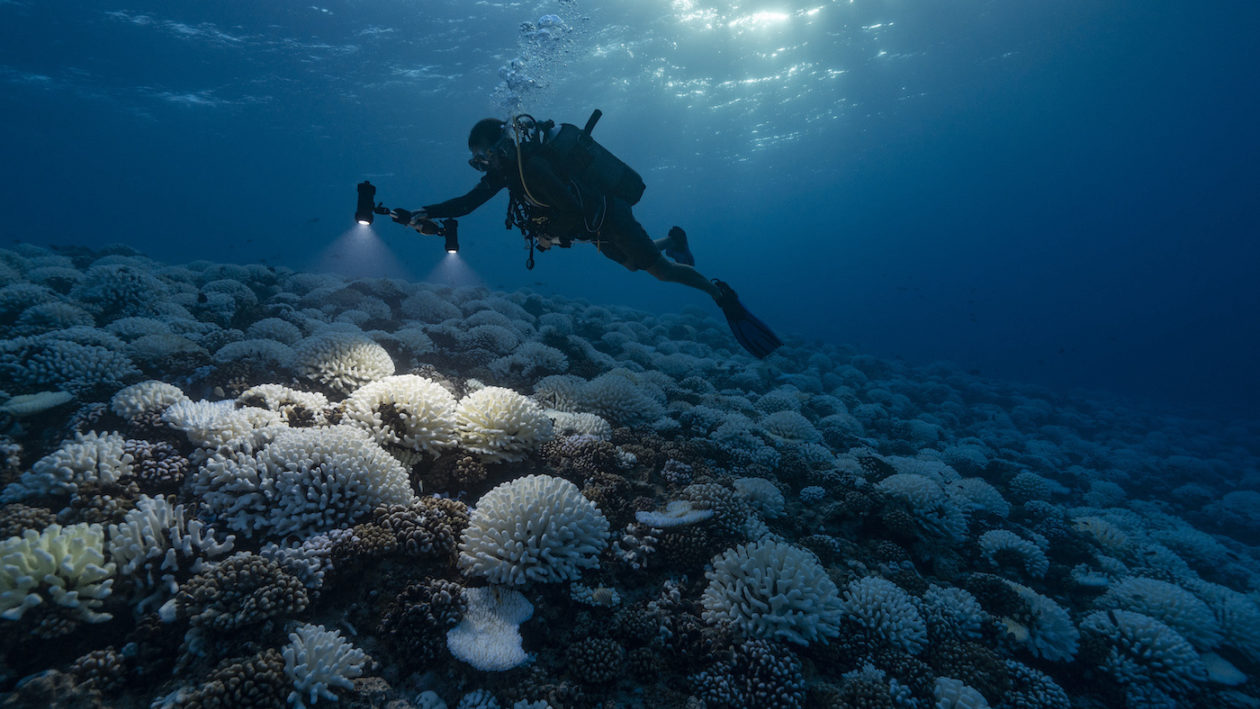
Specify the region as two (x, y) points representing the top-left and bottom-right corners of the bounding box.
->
(566, 637), (627, 684)
(123, 439), (189, 493)
(370, 496), (470, 562)
(0, 503), (56, 539)
(174, 553), (309, 631)
(165, 648), (289, 708)
(379, 579), (467, 667)
(69, 647), (127, 695)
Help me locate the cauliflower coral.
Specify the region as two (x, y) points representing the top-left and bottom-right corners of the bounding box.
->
(455, 386), (554, 463)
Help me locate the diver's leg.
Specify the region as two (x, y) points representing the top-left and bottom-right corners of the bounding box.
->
(598, 201), (718, 298)
(645, 257), (722, 299)
(602, 204), (780, 356)
(653, 226), (694, 266)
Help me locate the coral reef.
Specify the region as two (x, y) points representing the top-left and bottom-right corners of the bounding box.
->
(0, 246), (1257, 708)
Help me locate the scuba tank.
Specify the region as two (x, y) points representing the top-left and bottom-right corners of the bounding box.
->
(506, 110), (646, 269)
(538, 109), (646, 205)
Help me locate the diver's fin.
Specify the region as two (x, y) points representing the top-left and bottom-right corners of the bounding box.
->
(712, 280), (783, 358)
(664, 226), (695, 266)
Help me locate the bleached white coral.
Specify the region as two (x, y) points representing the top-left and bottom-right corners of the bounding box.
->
(456, 386), (554, 464)
(759, 410), (822, 443)
(544, 370), (666, 427)
(1009, 471), (1064, 502)
(1003, 582), (1079, 662)
(162, 399), (283, 448)
(459, 475), (609, 585)
(732, 477), (786, 518)
(635, 500), (714, 528)
(213, 338), (295, 368)
(15, 301), (93, 333)
(933, 677), (990, 709)
(126, 334), (207, 366)
(946, 478), (1011, 518)
(755, 386), (804, 413)
(458, 323), (520, 355)
(191, 425), (414, 539)
(236, 384), (330, 426)
(1072, 515), (1131, 554)
(709, 414), (781, 469)
(110, 380), (189, 419)
(701, 540), (843, 646)
(1, 431), (133, 501)
(978, 529), (1048, 578)
(546, 410), (612, 441)
(106, 495), (234, 611)
(246, 317), (303, 344)
(1182, 579), (1260, 661)
(70, 262), (168, 317)
(1080, 609), (1206, 695)
(342, 374), (458, 466)
(293, 331), (395, 395)
(921, 584), (989, 639)
(283, 623), (368, 709)
(1095, 576), (1222, 650)
(1, 337), (140, 397)
(446, 586), (535, 672)
(841, 576), (928, 655)
(260, 530), (345, 593)
(487, 341), (569, 380)
(888, 456), (961, 484)
(401, 289), (462, 322)
(875, 473), (968, 542)
(1, 523), (116, 626)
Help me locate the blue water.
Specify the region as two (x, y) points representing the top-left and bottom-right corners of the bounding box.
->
(2, 0), (1258, 419)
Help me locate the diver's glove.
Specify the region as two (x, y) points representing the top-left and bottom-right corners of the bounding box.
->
(390, 207), (426, 224)
(391, 208), (438, 234)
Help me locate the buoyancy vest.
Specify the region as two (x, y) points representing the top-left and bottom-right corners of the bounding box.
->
(540, 113), (646, 206)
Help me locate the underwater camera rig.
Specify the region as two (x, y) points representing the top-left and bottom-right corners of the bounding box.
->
(355, 180), (459, 253)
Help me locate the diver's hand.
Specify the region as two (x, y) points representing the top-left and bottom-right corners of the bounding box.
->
(406, 209), (430, 229)
(389, 207), (413, 224)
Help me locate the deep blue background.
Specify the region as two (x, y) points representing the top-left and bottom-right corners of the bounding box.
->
(1, 0), (1257, 419)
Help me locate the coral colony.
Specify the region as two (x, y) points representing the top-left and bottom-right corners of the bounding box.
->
(0, 242), (1258, 709)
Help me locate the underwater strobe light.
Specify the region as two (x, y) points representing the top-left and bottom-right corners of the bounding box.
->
(355, 180), (378, 225)
(354, 180), (459, 254)
(443, 220), (460, 254)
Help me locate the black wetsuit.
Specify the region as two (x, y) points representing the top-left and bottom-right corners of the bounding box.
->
(422, 143), (663, 271)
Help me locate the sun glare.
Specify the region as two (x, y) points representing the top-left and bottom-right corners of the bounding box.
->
(728, 11), (791, 31)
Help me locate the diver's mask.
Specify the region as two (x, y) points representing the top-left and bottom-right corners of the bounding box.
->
(468, 129), (513, 172)
(468, 149), (494, 172)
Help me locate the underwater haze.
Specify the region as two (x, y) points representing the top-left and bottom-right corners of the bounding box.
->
(2, 0), (1259, 418)
(6, 2), (1260, 708)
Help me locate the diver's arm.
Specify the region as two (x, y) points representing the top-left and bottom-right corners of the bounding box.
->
(422, 172), (507, 218)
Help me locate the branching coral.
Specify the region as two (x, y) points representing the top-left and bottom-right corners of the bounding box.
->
(455, 386), (554, 463)
(283, 623), (369, 709)
(701, 540), (842, 646)
(191, 425), (414, 539)
(342, 374), (459, 465)
(292, 331), (395, 394)
(839, 575), (928, 655)
(1, 523), (116, 636)
(459, 474), (609, 585)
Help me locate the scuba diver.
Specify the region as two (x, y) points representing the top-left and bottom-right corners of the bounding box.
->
(391, 112), (782, 358)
